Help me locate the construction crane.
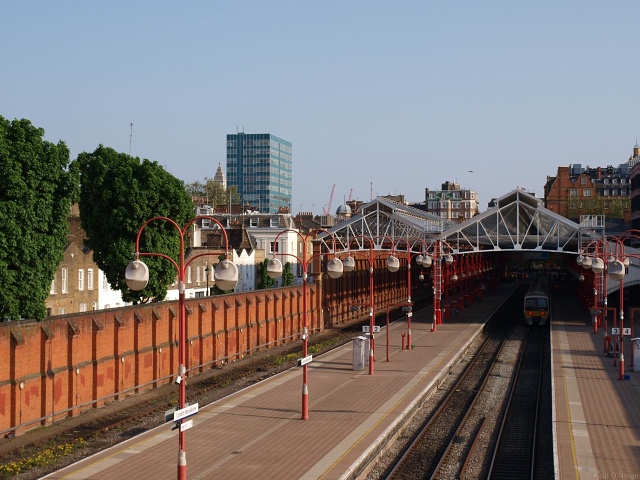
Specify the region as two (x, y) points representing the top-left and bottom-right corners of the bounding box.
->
(323, 184), (336, 216)
(347, 188), (353, 202)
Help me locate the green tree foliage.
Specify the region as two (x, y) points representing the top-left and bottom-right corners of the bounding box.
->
(257, 259), (276, 289)
(0, 116), (78, 320)
(74, 146), (194, 303)
(282, 262), (294, 287)
(185, 178), (240, 207)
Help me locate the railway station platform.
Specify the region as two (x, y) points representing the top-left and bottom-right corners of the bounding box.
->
(44, 284), (515, 480)
(44, 281), (640, 480)
(552, 284), (640, 479)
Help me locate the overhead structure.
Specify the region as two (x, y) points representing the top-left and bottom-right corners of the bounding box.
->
(442, 189), (600, 253)
(319, 190), (599, 255)
(318, 196), (446, 251)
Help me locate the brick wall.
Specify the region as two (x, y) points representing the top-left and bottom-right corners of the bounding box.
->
(0, 265), (413, 436)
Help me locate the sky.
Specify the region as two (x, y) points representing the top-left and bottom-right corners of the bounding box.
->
(3, 1), (639, 215)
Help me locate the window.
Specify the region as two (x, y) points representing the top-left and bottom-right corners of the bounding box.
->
(79, 303), (87, 312)
(92, 301), (97, 310)
(612, 178), (618, 184)
(87, 269), (94, 290)
(583, 189), (592, 196)
(250, 217), (258, 227)
(187, 266), (192, 284)
(581, 176), (587, 185)
(196, 266), (201, 284)
(103, 274), (108, 291)
(270, 218), (279, 227)
(604, 190), (609, 196)
(78, 269), (84, 291)
(50, 277), (56, 294)
(604, 179), (610, 184)
(569, 189), (578, 197)
(621, 189), (627, 196)
(270, 241), (279, 253)
(61, 268), (68, 293)
(58, 307), (65, 315)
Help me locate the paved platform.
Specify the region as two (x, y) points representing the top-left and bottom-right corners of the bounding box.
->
(551, 284), (640, 480)
(44, 284), (515, 480)
(45, 281), (640, 480)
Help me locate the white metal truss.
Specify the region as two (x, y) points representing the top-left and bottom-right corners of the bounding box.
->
(442, 189), (599, 253)
(318, 190), (600, 255)
(318, 197), (445, 252)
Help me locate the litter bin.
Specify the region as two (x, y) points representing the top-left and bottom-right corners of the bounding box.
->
(352, 336), (369, 370)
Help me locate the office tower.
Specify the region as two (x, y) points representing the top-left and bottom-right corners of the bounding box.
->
(226, 133), (292, 213)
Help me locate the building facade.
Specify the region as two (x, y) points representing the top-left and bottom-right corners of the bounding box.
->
(544, 144), (639, 223)
(411, 181), (479, 222)
(226, 133), (292, 214)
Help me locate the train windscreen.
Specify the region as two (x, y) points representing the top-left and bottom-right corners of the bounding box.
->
(525, 298), (548, 310)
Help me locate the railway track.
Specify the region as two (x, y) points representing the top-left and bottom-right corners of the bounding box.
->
(386, 288), (524, 479)
(381, 288), (554, 480)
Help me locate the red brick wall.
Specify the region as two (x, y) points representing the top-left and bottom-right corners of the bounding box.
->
(0, 271), (411, 436)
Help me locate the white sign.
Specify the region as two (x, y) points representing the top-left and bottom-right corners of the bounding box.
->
(362, 326), (381, 333)
(180, 419), (193, 432)
(623, 327), (632, 336)
(297, 355), (313, 366)
(174, 403), (199, 422)
(612, 328), (620, 335)
(407, 312), (412, 318)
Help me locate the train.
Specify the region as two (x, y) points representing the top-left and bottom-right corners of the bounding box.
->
(523, 276), (550, 325)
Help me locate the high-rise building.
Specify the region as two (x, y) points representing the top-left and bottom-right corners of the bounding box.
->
(226, 133), (292, 213)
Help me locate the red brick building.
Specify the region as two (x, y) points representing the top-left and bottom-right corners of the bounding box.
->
(544, 144), (639, 223)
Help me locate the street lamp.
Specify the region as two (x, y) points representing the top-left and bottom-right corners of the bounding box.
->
(395, 238), (431, 348)
(578, 231), (640, 380)
(265, 228), (343, 419)
(125, 215), (238, 480)
(204, 263), (210, 296)
(342, 235), (399, 375)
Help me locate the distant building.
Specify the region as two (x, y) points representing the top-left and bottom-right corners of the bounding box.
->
(46, 206), (128, 316)
(630, 143), (640, 231)
(410, 181), (479, 222)
(544, 144), (638, 224)
(226, 132), (292, 214)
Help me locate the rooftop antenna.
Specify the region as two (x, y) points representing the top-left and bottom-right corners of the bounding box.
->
(128, 123), (133, 156)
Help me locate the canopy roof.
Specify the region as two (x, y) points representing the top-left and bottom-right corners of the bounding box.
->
(319, 189), (601, 254)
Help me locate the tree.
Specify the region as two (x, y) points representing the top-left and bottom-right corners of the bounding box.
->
(185, 178), (241, 208)
(257, 259), (276, 289)
(0, 116), (78, 320)
(282, 262), (294, 287)
(74, 145), (194, 303)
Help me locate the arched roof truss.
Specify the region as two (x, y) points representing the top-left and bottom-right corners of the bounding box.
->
(318, 190), (602, 255)
(442, 189), (598, 252)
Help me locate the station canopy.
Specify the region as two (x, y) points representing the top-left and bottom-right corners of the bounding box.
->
(319, 189), (601, 254)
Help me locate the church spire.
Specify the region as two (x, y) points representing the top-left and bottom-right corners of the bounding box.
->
(214, 162), (226, 189)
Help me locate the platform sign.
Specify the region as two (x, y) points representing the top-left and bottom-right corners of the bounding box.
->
(180, 419), (193, 432)
(174, 403), (199, 422)
(362, 326), (381, 333)
(623, 327), (632, 336)
(164, 408), (176, 423)
(407, 312), (413, 318)
(612, 327), (620, 335)
(297, 355), (313, 367)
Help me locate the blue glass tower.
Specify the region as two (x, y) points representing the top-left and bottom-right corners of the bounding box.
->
(226, 133), (292, 213)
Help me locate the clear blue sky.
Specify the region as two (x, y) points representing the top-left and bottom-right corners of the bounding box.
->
(3, 1), (639, 214)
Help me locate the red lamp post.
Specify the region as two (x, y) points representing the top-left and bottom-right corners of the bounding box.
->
(577, 231), (640, 380)
(266, 229), (343, 419)
(125, 215), (238, 480)
(342, 235), (399, 375)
